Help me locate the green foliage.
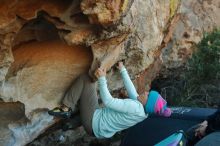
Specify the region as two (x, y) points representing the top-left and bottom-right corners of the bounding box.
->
(157, 30), (220, 108)
(180, 30), (220, 107)
(186, 30), (220, 84)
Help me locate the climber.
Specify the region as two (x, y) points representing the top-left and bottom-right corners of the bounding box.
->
(48, 62), (172, 138)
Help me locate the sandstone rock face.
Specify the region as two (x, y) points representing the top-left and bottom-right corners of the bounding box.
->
(5, 40), (92, 114)
(0, 102), (25, 146)
(0, 0), (220, 145)
(89, 33), (128, 80)
(81, 0), (133, 26)
(1, 40), (92, 146)
(162, 0), (220, 69)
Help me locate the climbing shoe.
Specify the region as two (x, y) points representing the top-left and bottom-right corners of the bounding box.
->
(48, 105), (72, 119)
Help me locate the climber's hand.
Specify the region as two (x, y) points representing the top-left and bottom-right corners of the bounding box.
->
(195, 120), (208, 138)
(95, 68), (106, 78)
(117, 61), (124, 70)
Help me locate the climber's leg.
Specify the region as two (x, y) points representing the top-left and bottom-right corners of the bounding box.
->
(79, 74), (99, 135)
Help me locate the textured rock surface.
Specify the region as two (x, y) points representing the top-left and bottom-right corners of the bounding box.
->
(5, 40), (92, 114)
(1, 40), (92, 146)
(0, 102), (25, 146)
(162, 0), (220, 69)
(0, 0), (220, 145)
(89, 33), (129, 80)
(81, 0), (133, 26)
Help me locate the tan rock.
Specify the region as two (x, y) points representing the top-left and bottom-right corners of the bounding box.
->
(81, 0), (132, 26)
(0, 0), (71, 29)
(162, 0), (220, 69)
(64, 27), (96, 45)
(0, 40), (92, 145)
(4, 40), (92, 114)
(0, 101), (26, 146)
(89, 33), (129, 80)
(0, 0), (219, 145)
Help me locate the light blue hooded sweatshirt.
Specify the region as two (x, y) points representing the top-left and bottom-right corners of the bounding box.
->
(92, 67), (147, 138)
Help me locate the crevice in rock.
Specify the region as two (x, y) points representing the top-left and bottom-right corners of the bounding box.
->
(1, 11), (94, 146)
(12, 16), (60, 49)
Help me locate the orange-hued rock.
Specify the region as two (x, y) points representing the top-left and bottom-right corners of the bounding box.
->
(5, 40), (92, 114)
(89, 33), (128, 79)
(0, 40), (92, 145)
(81, 0), (131, 26)
(0, 0), (71, 28)
(0, 0), (76, 83)
(64, 27), (96, 45)
(0, 0), (220, 145)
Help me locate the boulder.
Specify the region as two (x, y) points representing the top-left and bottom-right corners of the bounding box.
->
(0, 0), (219, 145)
